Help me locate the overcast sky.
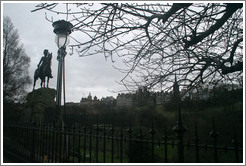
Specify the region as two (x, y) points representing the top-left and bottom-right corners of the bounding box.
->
(2, 2), (127, 103)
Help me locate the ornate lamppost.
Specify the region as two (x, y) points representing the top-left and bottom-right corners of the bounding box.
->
(52, 20), (73, 125)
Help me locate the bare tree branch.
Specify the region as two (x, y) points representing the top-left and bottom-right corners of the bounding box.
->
(32, 3), (243, 92)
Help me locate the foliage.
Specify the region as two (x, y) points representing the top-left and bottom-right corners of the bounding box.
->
(32, 3), (243, 93)
(3, 102), (24, 122)
(3, 16), (31, 103)
(179, 87), (243, 112)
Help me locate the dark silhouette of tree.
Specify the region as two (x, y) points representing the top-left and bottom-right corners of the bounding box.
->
(32, 3), (243, 92)
(3, 16), (31, 103)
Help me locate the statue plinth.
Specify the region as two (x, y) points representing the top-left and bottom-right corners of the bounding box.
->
(25, 88), (56, 124)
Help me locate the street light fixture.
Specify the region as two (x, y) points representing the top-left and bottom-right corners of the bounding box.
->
(55, 34), (70, 48)
(53, 20), (72, 48)
(52, 20), (73, 125)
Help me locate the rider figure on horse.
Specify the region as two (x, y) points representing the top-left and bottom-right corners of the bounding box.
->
(38, 49), (53, 78)
(33, 49), (53, 89)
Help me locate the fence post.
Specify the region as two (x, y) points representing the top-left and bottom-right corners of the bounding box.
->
(83, 126), (87, 162)
(24, 123), (29, 157)
(47, 124), (52, 162)
(78, 126), (81, 163)
(172, 105), (187, 162)
(119, 128), (123, 162)
(127, 123), (132, 162)
(149, 119), (155, 162)
(103, 124), (106, 163)
(63, 125), (68, 162)
(35, 123), (40, 161)
(28, 123), (32, 158)
(72, 125), (75, 163)
(163, 126), (168, 163)
(139, 122), (143, 161)
(194, 123), (200, 162)
(31, 122), (37, 162)
(58, 124), (62, 162)
(52, 124), (56, 162)
(232, 125), (239, 162)
(89, 127), (92, 162)
(96, 118), (99, 163)
(111, 125), (115, 163)
(209, 115), (219, 163)
(38, 124), (42, 162)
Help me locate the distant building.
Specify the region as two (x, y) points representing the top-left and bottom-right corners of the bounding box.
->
(116, 86), (157, 108)
(135, 86), (155, 107)
(70, 81), (242, 110)
(80, 92), (100, 105)
(101, 96), (116, 105)
(116, 93), (135, 108)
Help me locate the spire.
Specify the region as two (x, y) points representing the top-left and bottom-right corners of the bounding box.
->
(88, 92), (92, 100)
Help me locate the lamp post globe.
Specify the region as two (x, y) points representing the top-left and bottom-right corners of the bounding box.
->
(52, 20), (73, 48)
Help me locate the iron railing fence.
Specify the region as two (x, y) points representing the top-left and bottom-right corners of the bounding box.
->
(3, 118), (243, 163)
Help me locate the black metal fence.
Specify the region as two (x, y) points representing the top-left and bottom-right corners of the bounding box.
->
(3, 114), (243, 163)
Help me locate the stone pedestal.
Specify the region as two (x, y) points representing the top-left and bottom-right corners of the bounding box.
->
(25, 88), (56, 124)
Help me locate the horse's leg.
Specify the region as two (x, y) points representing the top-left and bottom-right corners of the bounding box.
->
(40, 78), (43, 88)
(40, 77), (44, 88)
(33, 77), (36, 90)
(44, 77), (46, 88)
(47, 77), (49, 88)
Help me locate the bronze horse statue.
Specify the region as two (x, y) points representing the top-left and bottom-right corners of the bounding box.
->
(33, 50), (53, 90)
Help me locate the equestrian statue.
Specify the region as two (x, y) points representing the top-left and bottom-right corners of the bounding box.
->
(33, 49), (53, 89)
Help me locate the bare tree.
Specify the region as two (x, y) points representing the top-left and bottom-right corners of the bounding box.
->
(32, 3), (243, 92)
(3, 16), (31, 103)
